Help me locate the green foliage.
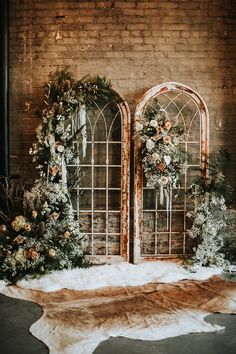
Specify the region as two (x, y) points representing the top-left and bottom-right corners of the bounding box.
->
(0, 68), (119, 282)
(135, 98), (188, 204)
(187, 150), (234, 268)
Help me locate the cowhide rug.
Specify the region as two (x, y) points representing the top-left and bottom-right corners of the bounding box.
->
(1, 275), (236, 354)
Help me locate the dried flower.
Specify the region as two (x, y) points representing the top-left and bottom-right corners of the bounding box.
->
(165, 121), (172, 130)
(158, 176), (169, 186)
(24, 223), (31, 232)
(0, 224), (7, 232)
(11, 215), (26, 232)
(32, 210), (38, 219)
(49, 165), (60, 176)
(151, 152), (160, 162)
(48, 248), (56, 257)
(163, 135), (171, 144)
(64, 231), (71, 238)
(149, 119), (158, 128)
(51, 212), (60, 220)
(157, 162), (166, 172)
(56, 143), (65, 153)
(146, 139), (155, 151)
(15, 248), (27, 262)
(13, 235), (26, 244)
(27, 248), (40, 260)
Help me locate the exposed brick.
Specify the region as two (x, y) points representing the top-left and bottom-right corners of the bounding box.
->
(8, 0), (236, 204)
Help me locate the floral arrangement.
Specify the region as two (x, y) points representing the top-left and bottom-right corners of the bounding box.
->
(0, 68), (119, 282)
(187, 151), (234, 268)
(135, 98), (188, 204)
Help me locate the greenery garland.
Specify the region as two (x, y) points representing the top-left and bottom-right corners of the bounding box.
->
(135, 98), (188, 204)
(0, 68), (119, 282)
(187, 151), (235, 268)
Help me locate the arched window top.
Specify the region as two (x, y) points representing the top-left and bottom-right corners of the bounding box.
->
(135, 82), (209, 171)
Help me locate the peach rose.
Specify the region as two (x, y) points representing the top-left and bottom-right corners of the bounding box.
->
(164, 121), (172, 130)
(49, 165), (60, 176)
(14, 235), (26, 244)
(163, 135), (171, 144)
(64, 231), (71, 238)
(32, 210), (38, 219)
(27, 248), (40, 260)
(24, 223), (31, 232)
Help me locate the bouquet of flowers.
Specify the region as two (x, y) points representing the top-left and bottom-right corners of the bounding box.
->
(135, 98), (188, 204)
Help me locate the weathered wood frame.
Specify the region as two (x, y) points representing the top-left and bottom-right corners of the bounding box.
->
(133, 82), (209, 263)
(85, 89), (131, 264)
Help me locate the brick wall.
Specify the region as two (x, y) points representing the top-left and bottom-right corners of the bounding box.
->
(9, 0), (236, 200)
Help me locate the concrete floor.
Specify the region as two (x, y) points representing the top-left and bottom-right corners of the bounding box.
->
(0, 274), (235, 354)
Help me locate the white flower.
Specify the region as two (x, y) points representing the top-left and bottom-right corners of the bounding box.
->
(146, 139), (155, 151)
(158, 176), (169, 186)
(151, 152), (160, 161)
(149, 119), (158, 128)
(56, 144), (65, 153)
(164, 155), (171, 165)
(135, 122), (143, 132)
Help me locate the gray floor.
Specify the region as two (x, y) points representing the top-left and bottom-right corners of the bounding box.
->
(0, 274), (235, 354)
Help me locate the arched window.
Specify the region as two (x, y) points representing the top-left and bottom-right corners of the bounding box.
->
(133, 82), (209, 263)
(69, 91), (130, 263)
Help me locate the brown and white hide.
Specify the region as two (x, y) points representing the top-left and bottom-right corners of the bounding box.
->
(2, 276), (236, 354)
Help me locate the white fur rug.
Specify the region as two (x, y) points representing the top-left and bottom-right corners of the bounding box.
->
(0, 262), (236, 354)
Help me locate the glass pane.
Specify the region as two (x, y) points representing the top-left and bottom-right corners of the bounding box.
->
(171, 233), (183, 254)
(93, 234), (106, 255)
(94, 190), (106, 210)
(94, 114), (107, 141)
(94, 143), (106, 165)
(78, 212), (92, 233)
(79, 190), (92, 210)
(93, 212), (106, 233)
(94, 167), (106, 188)
(108, 168), (121, 188)
(143, 212), (155, 233)
(143, 189), (156, 210)
(108, 190), (120, 210)
(78, 143), (92, 165)
(141, 233), (155, 255)
(187, 143), (200, 165)
(108, 114), (121, 141)
(171, 212), (184, 232)
(157, 212), (168, 232)
(157, 233), (169, 254)
(187, 166), (200, 186)
(172, 190), (185, 210)
(108, 234), (120, 255)
(80, 167), (91, 188)
(108, 212), (120, 233)
(108, 143), (121, 165)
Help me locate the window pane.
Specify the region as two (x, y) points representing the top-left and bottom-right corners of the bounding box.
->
(108, 167), (121, 188)
(93, 234), (106, 255)
(108, 190), (120, 210)
(93, 212), (106, 233)
(94, 167), (106, 188)
(94, 143), (106, 165)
